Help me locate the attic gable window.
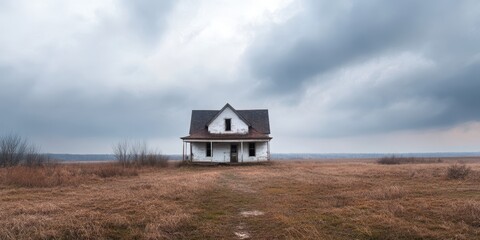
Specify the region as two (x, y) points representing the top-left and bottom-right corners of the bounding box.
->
(225, 118), (231, 131)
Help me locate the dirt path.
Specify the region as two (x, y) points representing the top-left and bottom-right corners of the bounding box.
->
(179, 169), (286, 239)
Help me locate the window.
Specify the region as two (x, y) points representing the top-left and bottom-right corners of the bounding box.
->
(206, 142), (212, 157)
(225, 118), (231, 131)
(249, 143), (255, 157)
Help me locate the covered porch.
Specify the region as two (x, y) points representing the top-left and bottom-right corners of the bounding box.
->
(182, 139), (271, 163)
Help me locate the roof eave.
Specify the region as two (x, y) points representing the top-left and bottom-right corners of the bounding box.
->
(181, 136), (272, 141)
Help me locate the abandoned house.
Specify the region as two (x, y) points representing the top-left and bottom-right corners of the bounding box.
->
(181, 103), (272, 163)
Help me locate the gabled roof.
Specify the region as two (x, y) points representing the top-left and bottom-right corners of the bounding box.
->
(236, 109), (270, 134)
(188, 110), (217, 135)
(183, 104), (271, 140)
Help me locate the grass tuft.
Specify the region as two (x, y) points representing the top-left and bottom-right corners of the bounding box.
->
(446, 164), (471, 180)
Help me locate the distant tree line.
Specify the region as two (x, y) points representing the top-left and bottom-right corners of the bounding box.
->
(0, 134), (50, 167)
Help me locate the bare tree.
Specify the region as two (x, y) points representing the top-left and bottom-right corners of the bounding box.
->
(23, 145), (51, 167)
(113, 139), (168, 167)
(130, 140), (147, 164)
(113, 140), (130, 167)
(0, 134), (28, 167)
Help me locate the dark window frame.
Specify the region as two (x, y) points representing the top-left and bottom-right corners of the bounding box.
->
(248, 142), (255, 157)
(225, 118), (232, 131)
(206, 142), (212, 157)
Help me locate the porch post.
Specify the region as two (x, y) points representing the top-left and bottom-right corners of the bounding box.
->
(241, 141), (244, 163)
(190, 142), (192, 161)
(182, 141), (185, 161)
(210, 141), (213, 162)
(267, 141), (270, 161)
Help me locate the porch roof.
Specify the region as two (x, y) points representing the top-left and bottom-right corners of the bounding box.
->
(181, 128), (272, 141)
(182, 139), (271, 142)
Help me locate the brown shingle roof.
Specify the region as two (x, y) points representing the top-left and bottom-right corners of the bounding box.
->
(182, 104), (271, 140)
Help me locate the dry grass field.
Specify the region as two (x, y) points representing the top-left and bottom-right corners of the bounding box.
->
(1, 159), (480, 239)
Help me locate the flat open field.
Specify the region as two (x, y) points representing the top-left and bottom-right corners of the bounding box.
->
(1, 159), (480, 239)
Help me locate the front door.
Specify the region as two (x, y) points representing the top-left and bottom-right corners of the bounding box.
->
(230, 144), (238, 163)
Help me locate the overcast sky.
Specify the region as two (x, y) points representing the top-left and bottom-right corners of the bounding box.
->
(1, 0), (480, 154)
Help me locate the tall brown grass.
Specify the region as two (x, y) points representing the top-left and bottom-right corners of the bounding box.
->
(451, 201), (480, 227)
(1, 159), (480, 239)
(366, 185), (406, 200)
(377, 156), (443, 164)
(1, 163), (138, 188)
(4, 166), (71, 187)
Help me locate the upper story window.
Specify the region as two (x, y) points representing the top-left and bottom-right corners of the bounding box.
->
(225, 118), (231, 131)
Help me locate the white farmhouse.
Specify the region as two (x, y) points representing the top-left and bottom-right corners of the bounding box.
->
(181, 103), (272, 163)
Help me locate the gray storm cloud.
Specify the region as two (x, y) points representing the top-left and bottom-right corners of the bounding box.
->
(121, 0), (174, 42)
(0, 0), (479, 153)
(247, 0), (478, 90)
(0, 1), (179, 141)
(246, 0), (480, 136)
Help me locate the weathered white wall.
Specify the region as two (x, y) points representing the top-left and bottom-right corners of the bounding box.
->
(208, 107), (249, 134)
(240, 142), (268, 162)
(191, 142), (207, 161)
(212, 143), (231, 162)
(191, 142), (234, 162)
(191, 141), (269, 162)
